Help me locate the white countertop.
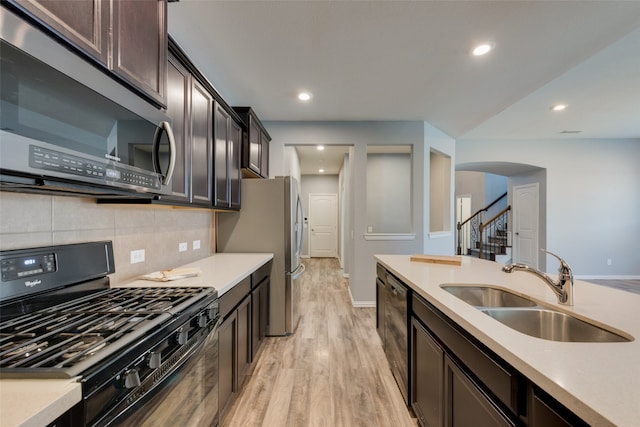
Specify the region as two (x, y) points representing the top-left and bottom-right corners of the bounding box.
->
(0, 252), (273, 427)
(114, 253), (274, 296)
(0, 378), (81, 427)
(375, 254), (640, 427)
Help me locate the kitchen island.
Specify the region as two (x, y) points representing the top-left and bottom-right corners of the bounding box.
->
(375, 254), (640, 427)
(0, 252), (273, 427)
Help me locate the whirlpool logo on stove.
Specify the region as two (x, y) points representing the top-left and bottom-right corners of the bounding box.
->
(25, 279), (41, 288)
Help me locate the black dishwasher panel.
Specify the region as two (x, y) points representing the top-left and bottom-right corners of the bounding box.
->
(384, 271), (410, 405)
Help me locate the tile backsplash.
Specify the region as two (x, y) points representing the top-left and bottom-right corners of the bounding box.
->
(0, 192), (215, 285)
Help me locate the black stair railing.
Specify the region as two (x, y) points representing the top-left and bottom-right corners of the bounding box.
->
(478, 205), (511, 260)
(456, 192), (507, 256)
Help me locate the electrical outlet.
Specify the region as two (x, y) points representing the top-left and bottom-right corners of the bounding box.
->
(193, 240), (201, 250)
(130, 249), (145, 264)
(179, 242), (188, 252)
(367, 226), (373, 233)
(607, 259), (612, 266)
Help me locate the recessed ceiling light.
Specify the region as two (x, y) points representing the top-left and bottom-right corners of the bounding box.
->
(551, 104), (568, 112)
(317, 145), (325, 151)
(471, 43), (494, 56)
(297, 92), (312, 101)
(318, 168), (325, 173)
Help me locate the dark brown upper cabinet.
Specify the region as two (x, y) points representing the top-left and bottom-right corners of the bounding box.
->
(163, 53), (213, 207)
(214, 103), (242, 210)
(233, 107), (271, 179)
(5, 0), (167, 107)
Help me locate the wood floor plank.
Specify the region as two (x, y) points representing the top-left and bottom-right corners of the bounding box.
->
(220, 258), (417, 427)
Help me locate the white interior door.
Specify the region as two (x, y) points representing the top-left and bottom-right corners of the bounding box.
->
(309, 193), (337, 258)
(513, 183), (539, 268)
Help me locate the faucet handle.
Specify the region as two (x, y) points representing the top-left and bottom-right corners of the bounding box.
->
(540, 249), (572, 276)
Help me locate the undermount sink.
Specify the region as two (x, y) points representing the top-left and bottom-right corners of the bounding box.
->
(441, 284), (633, 343)
(441, 285), (537, 308)
(481, 307), (632, 343)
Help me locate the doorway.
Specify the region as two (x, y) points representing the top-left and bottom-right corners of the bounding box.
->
(309, 193), (338, 258)
(512, 183), (539, 268)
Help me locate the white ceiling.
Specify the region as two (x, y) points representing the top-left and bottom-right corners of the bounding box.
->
(168, 0), (640, 173)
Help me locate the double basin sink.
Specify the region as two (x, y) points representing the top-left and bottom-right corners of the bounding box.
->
(441, 285), (632, 343)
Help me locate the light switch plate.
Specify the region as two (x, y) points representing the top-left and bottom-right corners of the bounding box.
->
(130, 249), (145, 264)
(193, 240), (201, 250)
(179, 242), (188, 252)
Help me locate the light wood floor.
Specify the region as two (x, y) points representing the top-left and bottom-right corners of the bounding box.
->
(220, 258), (417, 427)
(586, 279), (640, 295)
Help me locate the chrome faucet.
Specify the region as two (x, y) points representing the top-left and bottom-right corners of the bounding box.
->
(502, 249), (574, 305)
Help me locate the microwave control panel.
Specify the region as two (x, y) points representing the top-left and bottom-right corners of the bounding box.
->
(29, 145), (161, 190)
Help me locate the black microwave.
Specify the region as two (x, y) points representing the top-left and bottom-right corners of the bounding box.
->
(0, 10), (175, 197)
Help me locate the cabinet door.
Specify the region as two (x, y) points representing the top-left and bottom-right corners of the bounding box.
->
(376, 277), (386, 345)
(260, 136), (269, 178)
(228, 119), (242, 209)
(112, 0), (167, 106)
(7, 0), (109, 64)
(251, 277), (269, 359)
(411, 318), (444, 427)
(213, 103), (230, 208)
(190, 80), (213, 205)
(444, 357), (515, 427)
(236, 296), (251, 389)
(164, 55), (190, 202)
(248, 118), (261, 175)
(219, 311), (237, 416)
(529, 386), (588, 427)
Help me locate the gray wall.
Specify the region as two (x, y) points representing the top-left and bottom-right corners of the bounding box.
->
(457, 138), (640, 277)
(366, 152), (412, 233)
(0, 193), (215, 284)
(265, 120), (456, 305)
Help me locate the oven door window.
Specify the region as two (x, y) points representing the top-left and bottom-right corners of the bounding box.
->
(111, 330), (219, 427)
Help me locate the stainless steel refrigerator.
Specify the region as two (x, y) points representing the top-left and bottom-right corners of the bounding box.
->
(217, 176), (305, 336)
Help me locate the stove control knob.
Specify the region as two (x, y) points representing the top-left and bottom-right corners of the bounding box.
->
(124, 369), (141, 389)
(177, 329), (189, 345)
(198, 313), (208, 327)
(148, 352), (162, 369)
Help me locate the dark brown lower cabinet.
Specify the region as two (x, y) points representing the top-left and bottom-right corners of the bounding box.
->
(251, 276), (269, 359)
(407, 291), (589, 427)
(444, 357), (515, 427)
(411, 318), (443, 427)
(236, 295), (251, 389)
(528, 386), (589, 427)
(219, 310), (237, 415)
(219, 295), (251, 416)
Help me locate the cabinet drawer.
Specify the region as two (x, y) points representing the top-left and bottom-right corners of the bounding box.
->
(220, 276), (251, 318)
(412, 293), (522, 416)
(252, 260), (272, 289)
(376, 263), (387, 282)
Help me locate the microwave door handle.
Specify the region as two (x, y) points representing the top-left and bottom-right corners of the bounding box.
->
(153, 121), (177, 185)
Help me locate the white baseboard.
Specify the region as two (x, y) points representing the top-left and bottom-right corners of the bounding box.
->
(301, 255), (310, 259)
(575, 275), (640, 280)
(352, 300), (376, 308)
(347, 285), (376, 308)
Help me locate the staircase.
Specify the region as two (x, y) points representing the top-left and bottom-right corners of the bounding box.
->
(469, 227), (511, 262)
(457, 192), (511, 262)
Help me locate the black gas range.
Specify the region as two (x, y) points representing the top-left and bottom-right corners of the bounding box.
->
(0, 241), (221, 426)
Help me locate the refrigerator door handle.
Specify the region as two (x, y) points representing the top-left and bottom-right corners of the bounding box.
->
(290, 263), (306, 280)
(296, 194), (305, 254)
